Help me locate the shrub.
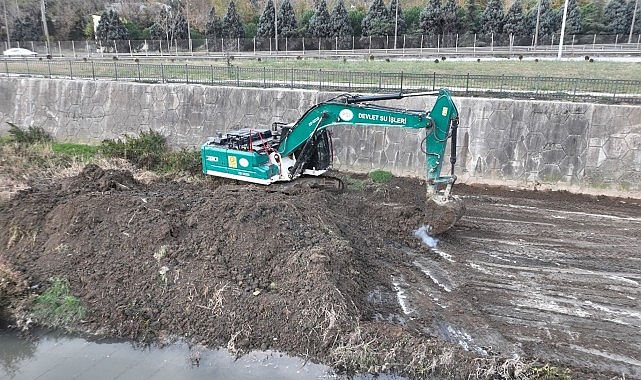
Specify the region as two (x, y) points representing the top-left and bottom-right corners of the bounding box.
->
(6, 123), (52, 144)
(100, 129), (167, 169)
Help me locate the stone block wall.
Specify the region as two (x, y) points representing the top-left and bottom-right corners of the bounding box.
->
(1, 77), (639, 194)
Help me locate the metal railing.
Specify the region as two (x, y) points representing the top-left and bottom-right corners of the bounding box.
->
(2, 59), (640, 104)
(3, 33), (641, 58)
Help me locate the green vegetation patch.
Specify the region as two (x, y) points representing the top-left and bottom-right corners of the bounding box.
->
(368, 170), (393, 183)
(52, 143), (99, 160)
(32, 277), (87, 328)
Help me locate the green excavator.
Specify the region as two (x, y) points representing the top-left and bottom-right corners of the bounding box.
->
(201, 89), (463, 234)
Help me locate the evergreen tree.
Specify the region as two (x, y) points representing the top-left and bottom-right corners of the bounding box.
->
(348, 8), (366, 36)
(538, 0), (557, 36)
(389, 0), (407, 35)
(405, 6), (423, 34)
(502, 0), (525, 35)
(257, 0), (275, 38)
(223, 0), (245, 38)
(308, 0), (332, 37)
(419, 0), (443, 35)
(331, 0), (353, 37)
(479, 0), (505, 34)
(361, 0), (393, 36)
(96, 9), (130, 41)
(604, 0), (630, 34)
(278, 0), (298, 38)
(564, 0), (582, 35)
(13, 14), (42, 42)
(441, 0), (460, 34)
(463, 0), (480, 34)
(206, 7), (224, 39)
(580, 2), (607, 34)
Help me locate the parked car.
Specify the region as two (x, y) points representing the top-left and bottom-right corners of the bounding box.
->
(3, 48), (38, 57)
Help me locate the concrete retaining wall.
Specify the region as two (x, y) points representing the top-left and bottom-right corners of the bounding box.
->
(1, 77), (639, 194)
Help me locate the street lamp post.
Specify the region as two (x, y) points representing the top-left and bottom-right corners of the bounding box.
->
(2, 0), (10, 46)
(557, 0), (569, 58)
(630, 0), (639, 44)
(393, 0), (399, 49)
(275, 1), (278, 52)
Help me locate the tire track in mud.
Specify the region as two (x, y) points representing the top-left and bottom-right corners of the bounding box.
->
(397, 193), (641, 378)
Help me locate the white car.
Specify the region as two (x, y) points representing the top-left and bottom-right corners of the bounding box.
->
(3, 48), (38, 57)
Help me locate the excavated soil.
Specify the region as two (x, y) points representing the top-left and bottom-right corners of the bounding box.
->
(1, 165), (641, 379)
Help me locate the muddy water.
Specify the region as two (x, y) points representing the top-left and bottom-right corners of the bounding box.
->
(0, 329), (339, 380)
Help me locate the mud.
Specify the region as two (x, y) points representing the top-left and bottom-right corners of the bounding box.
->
(1, 165), (640, 379)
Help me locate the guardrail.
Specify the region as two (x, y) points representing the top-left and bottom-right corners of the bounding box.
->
(2, 59), (640, 104)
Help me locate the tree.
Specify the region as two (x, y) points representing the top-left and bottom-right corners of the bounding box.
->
(222, 0), (244, 38)
(463, 0), (481, 34)
(348, 8), (366, 36)
(205, 6), (223, 39)
(389, 0), (407, 35)
(96, 9), (130, 41)
(580, 1), (607, 34)
(565, 0), (582, 35)
(479, 0), (505, 34)
(502, 0), (525, 35)
(524, 0), (556, 37)
(277, 0), (298, 38)
(307, 0), (332, 37)
(331, 0), (353, 37)
(441, 0), (461, 34)
(629, 0), (641, 34)
(604, 0), (630, 34)
(150, 2), (188, 43)
(419, 0), (443, 35)
(13, 14), (42, 42)
(404, 6), (423, 34)
(257, 0), (275, 38)
(361, 0), (392, 36)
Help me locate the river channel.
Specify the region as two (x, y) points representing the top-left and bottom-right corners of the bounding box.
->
(0, 329), (354, 380)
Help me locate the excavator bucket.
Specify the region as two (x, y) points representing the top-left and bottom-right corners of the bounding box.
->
(424, 196), (465, 235)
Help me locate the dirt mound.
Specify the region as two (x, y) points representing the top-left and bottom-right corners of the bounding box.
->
(6, 166), (634, 378)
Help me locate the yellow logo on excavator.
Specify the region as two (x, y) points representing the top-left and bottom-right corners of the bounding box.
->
(442, 107), (448, 117)
(228, 156), (237, 168)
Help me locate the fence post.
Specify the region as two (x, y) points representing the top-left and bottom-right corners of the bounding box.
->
(185, 64), (189, 84)
(91, 61), (95, 80)
(47, 60), (51, 78)
(26, 60), (29, 76)
(72, 40), (76, 58)
(263, 67), (267, 88)
(113, 40), (118, 56)
(254, 37), (256, 55)
(378, 71), (382, 91)
(400, 71), (403, 93)
(612, 80), (618, 103)
(318, 69), (322, 91)
(499, 74), (504, 93)
(466, 73), (470, 95)
(236, 66), (240, 87)
(592, 34), (596, 49)
(290, 67), (294, 88)
(491, 33), (494, 52)
(58, 41), (62, 57)
(432, 72), (436, 91)
(137, 62), (141, 81)
(4, 60), (8, 76)
(69, 60), (73, 79)
(420, 35), (423, 54)
(211, 65), (214, 85)
(129, 40), (133, 57)
(572, 78), (578, 101)
(161, 62), (165, 82)
(114, 62), (118, 81)
(349, 71), (352, 91)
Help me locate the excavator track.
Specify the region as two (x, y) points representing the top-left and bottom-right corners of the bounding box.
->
(270, 176), (345, 194)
